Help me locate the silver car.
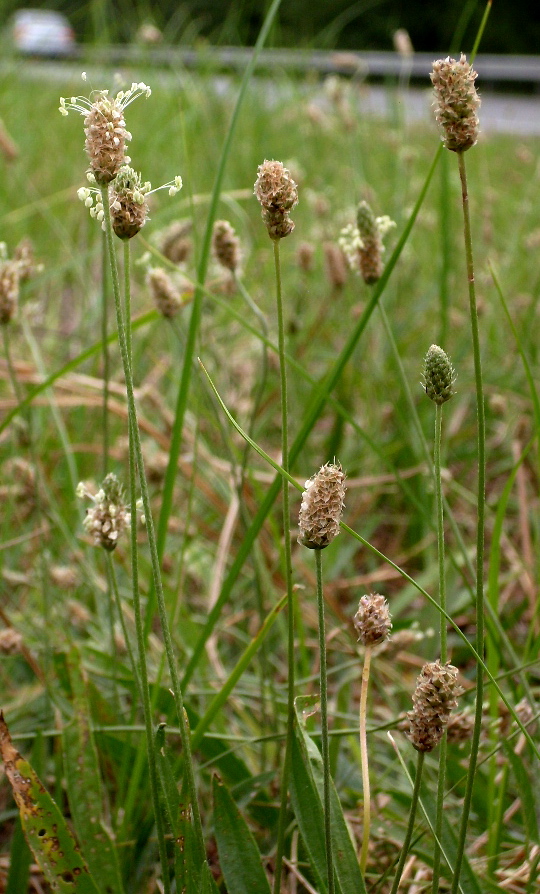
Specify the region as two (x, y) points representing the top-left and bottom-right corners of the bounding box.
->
(10, 8), (76, 56)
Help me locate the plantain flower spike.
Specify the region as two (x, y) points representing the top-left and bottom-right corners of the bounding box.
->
(147, 267), (184, 318)
(254, 160), (298, 240)
(59, 80), (152, 184)
(407, 660), (462, 752)
(354, 593), (392, 647)
(77, 473), (131, 552)
(212, 220), (241, 273)
(431, 54), (480, 153)
(0, 258), (20, 325)
(423, 344), (456, 405)
(298, 462), (346, 549)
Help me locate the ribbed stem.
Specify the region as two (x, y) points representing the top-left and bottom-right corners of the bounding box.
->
(359, 644), (373, 874)
(389, 751), (425, 894)
(450, 151), (486, 894)
(315, 549), (335, 894)
(272, 237), (295, 894)
(432, 403), (448, 893)
(101, 188), (205, 877)
(101, 231), (110, 477)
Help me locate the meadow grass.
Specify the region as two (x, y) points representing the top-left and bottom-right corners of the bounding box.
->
(0, 36), (539, 894)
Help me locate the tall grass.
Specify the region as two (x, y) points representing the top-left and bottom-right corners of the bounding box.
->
(1, 14), (539, 893)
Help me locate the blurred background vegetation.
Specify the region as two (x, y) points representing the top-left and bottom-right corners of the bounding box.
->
(4, 0), (540, 54)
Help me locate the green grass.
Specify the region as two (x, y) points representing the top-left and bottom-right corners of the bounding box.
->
(0, 43), (539, 894)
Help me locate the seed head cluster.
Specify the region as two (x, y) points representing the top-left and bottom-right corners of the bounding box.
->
(298, 462), (346, 550)
(423, 344), (456, 405)
(109, 166), (149, 239)
(339, 202), (395, 286)
(254, 160), (298, 240)
(212, 220), (241, 273)
(0, 259), (19, 325)
(353, 593), (392, 647)
(77, 473), (131, 552)
(407, 660), (462, 752)
(59, 82), (151, 184)
(147, 267), (184, 318)
(431, 54), (480, 153)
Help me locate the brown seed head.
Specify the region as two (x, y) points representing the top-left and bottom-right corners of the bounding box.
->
(158, 220), (192, 265)
(356, 201), (384, 285)
(298, 462), (346, 549)
(147, 267), (184, 318)
(254, 160), (298, 240)
(431, 54), (480, 152)
(353, 593), (392, 647)
(297, 241), (315, 273)
(323, 242), (348, 289)
(83, 94), (130, 184)
(109, 166), (148, 239)
(212, 220), (241, 273)
(0, 628), (23, 655)
(0, 260), (19, 325)
(407, 660), (463, 752)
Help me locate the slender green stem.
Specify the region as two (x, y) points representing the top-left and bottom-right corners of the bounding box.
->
(315, 549), (335, 894)
(432, 402), (448, 894)
(272, 237), (296, 894)
(450, 151), (486, 894)
(359, 644), (373, 874)
(120, 235), (170, 894)
(106, 552), (142, 704)
(101, 188), (205, 874)
(389, 751), (425, 894)
(101, 230), (110, 477)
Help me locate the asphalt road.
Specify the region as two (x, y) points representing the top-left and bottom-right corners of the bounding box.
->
(7, 56), (540, 137)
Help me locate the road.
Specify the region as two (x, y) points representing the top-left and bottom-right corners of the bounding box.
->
(7, 55), (540, 137)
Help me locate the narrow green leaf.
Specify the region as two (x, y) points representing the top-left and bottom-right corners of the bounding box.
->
(291, 708), (368, 894)
(418, 784), (483, 894)
(63, 651), (125, 894)
(504, 744), (539, 845)
(0, 712), (100, 894)
(6, 816), (31, 894)
(155, 724), (200, 894)
(213, 776), (272, 894)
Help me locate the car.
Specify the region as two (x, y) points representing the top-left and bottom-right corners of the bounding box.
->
(9, 8), (76, 57)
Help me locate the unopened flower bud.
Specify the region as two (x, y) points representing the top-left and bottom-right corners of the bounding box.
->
(354, 593), (392, 646)
(0, 260), (19, 325)
(298, 462), (346, 549)
(431, 54), (480, 153)
(110, 166), (148, 239)
(356, 201), (384, 285)
(423, 344), (456, 405)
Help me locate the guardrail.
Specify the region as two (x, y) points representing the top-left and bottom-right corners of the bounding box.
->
(81, 46), (540, 86)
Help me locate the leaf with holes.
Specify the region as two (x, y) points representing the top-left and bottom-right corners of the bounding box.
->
(0, 712), (100, 894)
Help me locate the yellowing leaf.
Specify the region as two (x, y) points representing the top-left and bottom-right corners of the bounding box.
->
(0, 712), (100, 894)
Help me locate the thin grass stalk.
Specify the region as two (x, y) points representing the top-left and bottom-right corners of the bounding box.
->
(272, 237), (296, 894)
(101, 230), (110, 477)
(315, 549), (335, 894)
(389, 751), (425, 894)
(154, 0), (284, 573)
(450, 151), (486, 894)
(106, 552), (142, 704)
(101, 188), (205, 871)
(201, 363), (540, 757)
(359, 644), (372, 874)
(432, 402), (448, 893)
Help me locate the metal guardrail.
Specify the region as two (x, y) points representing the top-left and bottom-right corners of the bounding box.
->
(81, 45), (540, 85)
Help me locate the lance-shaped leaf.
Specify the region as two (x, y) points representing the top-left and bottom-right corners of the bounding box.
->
(63, 650), (124, 894)
(0, 712), (100, 893)
(213, 776), (272, 894)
